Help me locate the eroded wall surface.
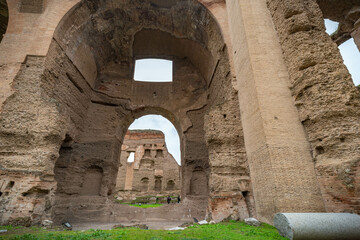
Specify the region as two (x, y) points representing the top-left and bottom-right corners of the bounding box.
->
(267, 0), (360, 213)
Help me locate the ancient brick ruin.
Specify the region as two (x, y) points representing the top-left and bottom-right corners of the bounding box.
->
(0, 0), (359, 226)
(115, 130), (180, 199)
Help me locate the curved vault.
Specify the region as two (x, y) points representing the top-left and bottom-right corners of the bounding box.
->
(0, 0), (253, 225)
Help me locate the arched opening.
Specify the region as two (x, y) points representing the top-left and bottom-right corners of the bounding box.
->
(325, 19), (360, 86)
(154, 177), (162, 191)
(0, 0), (9, 43)
(114, 114), (181, 200)
(140, 177), (149, 192)
(45, 0), (251, 225)
(167, 180), (175, 190)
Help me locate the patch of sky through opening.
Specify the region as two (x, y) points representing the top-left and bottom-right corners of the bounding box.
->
(128, 115), (180, 165)
(325, 19), (360, 86)
(134, 59), (173, 82)
(127, 152), (135, 163)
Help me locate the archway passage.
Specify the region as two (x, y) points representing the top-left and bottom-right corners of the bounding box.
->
(0, 0), (9, 43)
(114, 124), (181, 202)
(0, 0), (252, 225)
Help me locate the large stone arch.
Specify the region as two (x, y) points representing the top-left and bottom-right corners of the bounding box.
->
(0, 0), (252, 225)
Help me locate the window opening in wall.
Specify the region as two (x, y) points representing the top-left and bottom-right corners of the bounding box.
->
(144, 149), (151, 157)
(155, 177), (162, 191)
(127, 152), (135, 163)
(325, 19), (360, 86)
(155, 149), (163, 158)
(134, 58), (173, 82)
(167, 180), (175, 190)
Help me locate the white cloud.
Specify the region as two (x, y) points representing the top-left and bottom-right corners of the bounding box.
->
(128, 115), (181, 165)
(325, 19), (360, 86)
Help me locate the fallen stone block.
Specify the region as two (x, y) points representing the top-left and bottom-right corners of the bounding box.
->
(274, 213), (360, 240)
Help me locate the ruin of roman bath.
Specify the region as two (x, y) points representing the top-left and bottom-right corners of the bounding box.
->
(0, 0), (359, 226)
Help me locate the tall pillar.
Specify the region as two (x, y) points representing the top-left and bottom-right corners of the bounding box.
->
(226, 0), (325, 223)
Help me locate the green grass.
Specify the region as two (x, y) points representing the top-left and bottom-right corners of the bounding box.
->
(127, 203), (163, 208)
(0, 221), (286, 240)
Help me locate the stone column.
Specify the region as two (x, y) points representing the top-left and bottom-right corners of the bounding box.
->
(226, 0), (325, 223)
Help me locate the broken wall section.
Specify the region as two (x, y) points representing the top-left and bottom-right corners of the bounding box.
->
(204, 43), (254, 221)
(267, 0), (360, 213)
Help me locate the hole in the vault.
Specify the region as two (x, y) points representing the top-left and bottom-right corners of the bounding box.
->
(134, 58), (173, 82)
(325, 19), (360, 87)
(242, 191), (249, 198)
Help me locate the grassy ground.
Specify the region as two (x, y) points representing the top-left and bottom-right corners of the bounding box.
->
(127, 203), (163, 208)
(0, 221), (287, 240)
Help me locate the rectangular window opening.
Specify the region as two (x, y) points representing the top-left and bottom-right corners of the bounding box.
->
(127, 152), (135, 163)
(134, 58), (173, 82)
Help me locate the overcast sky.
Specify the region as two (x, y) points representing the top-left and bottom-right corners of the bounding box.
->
(128, 21), (359, 166)
(325, 19), (360, 86)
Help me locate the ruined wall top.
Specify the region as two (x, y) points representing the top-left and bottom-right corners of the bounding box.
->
(124, 130), (165, 141)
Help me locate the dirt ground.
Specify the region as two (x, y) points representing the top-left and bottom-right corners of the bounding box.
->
(71, 221), (187, 230)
